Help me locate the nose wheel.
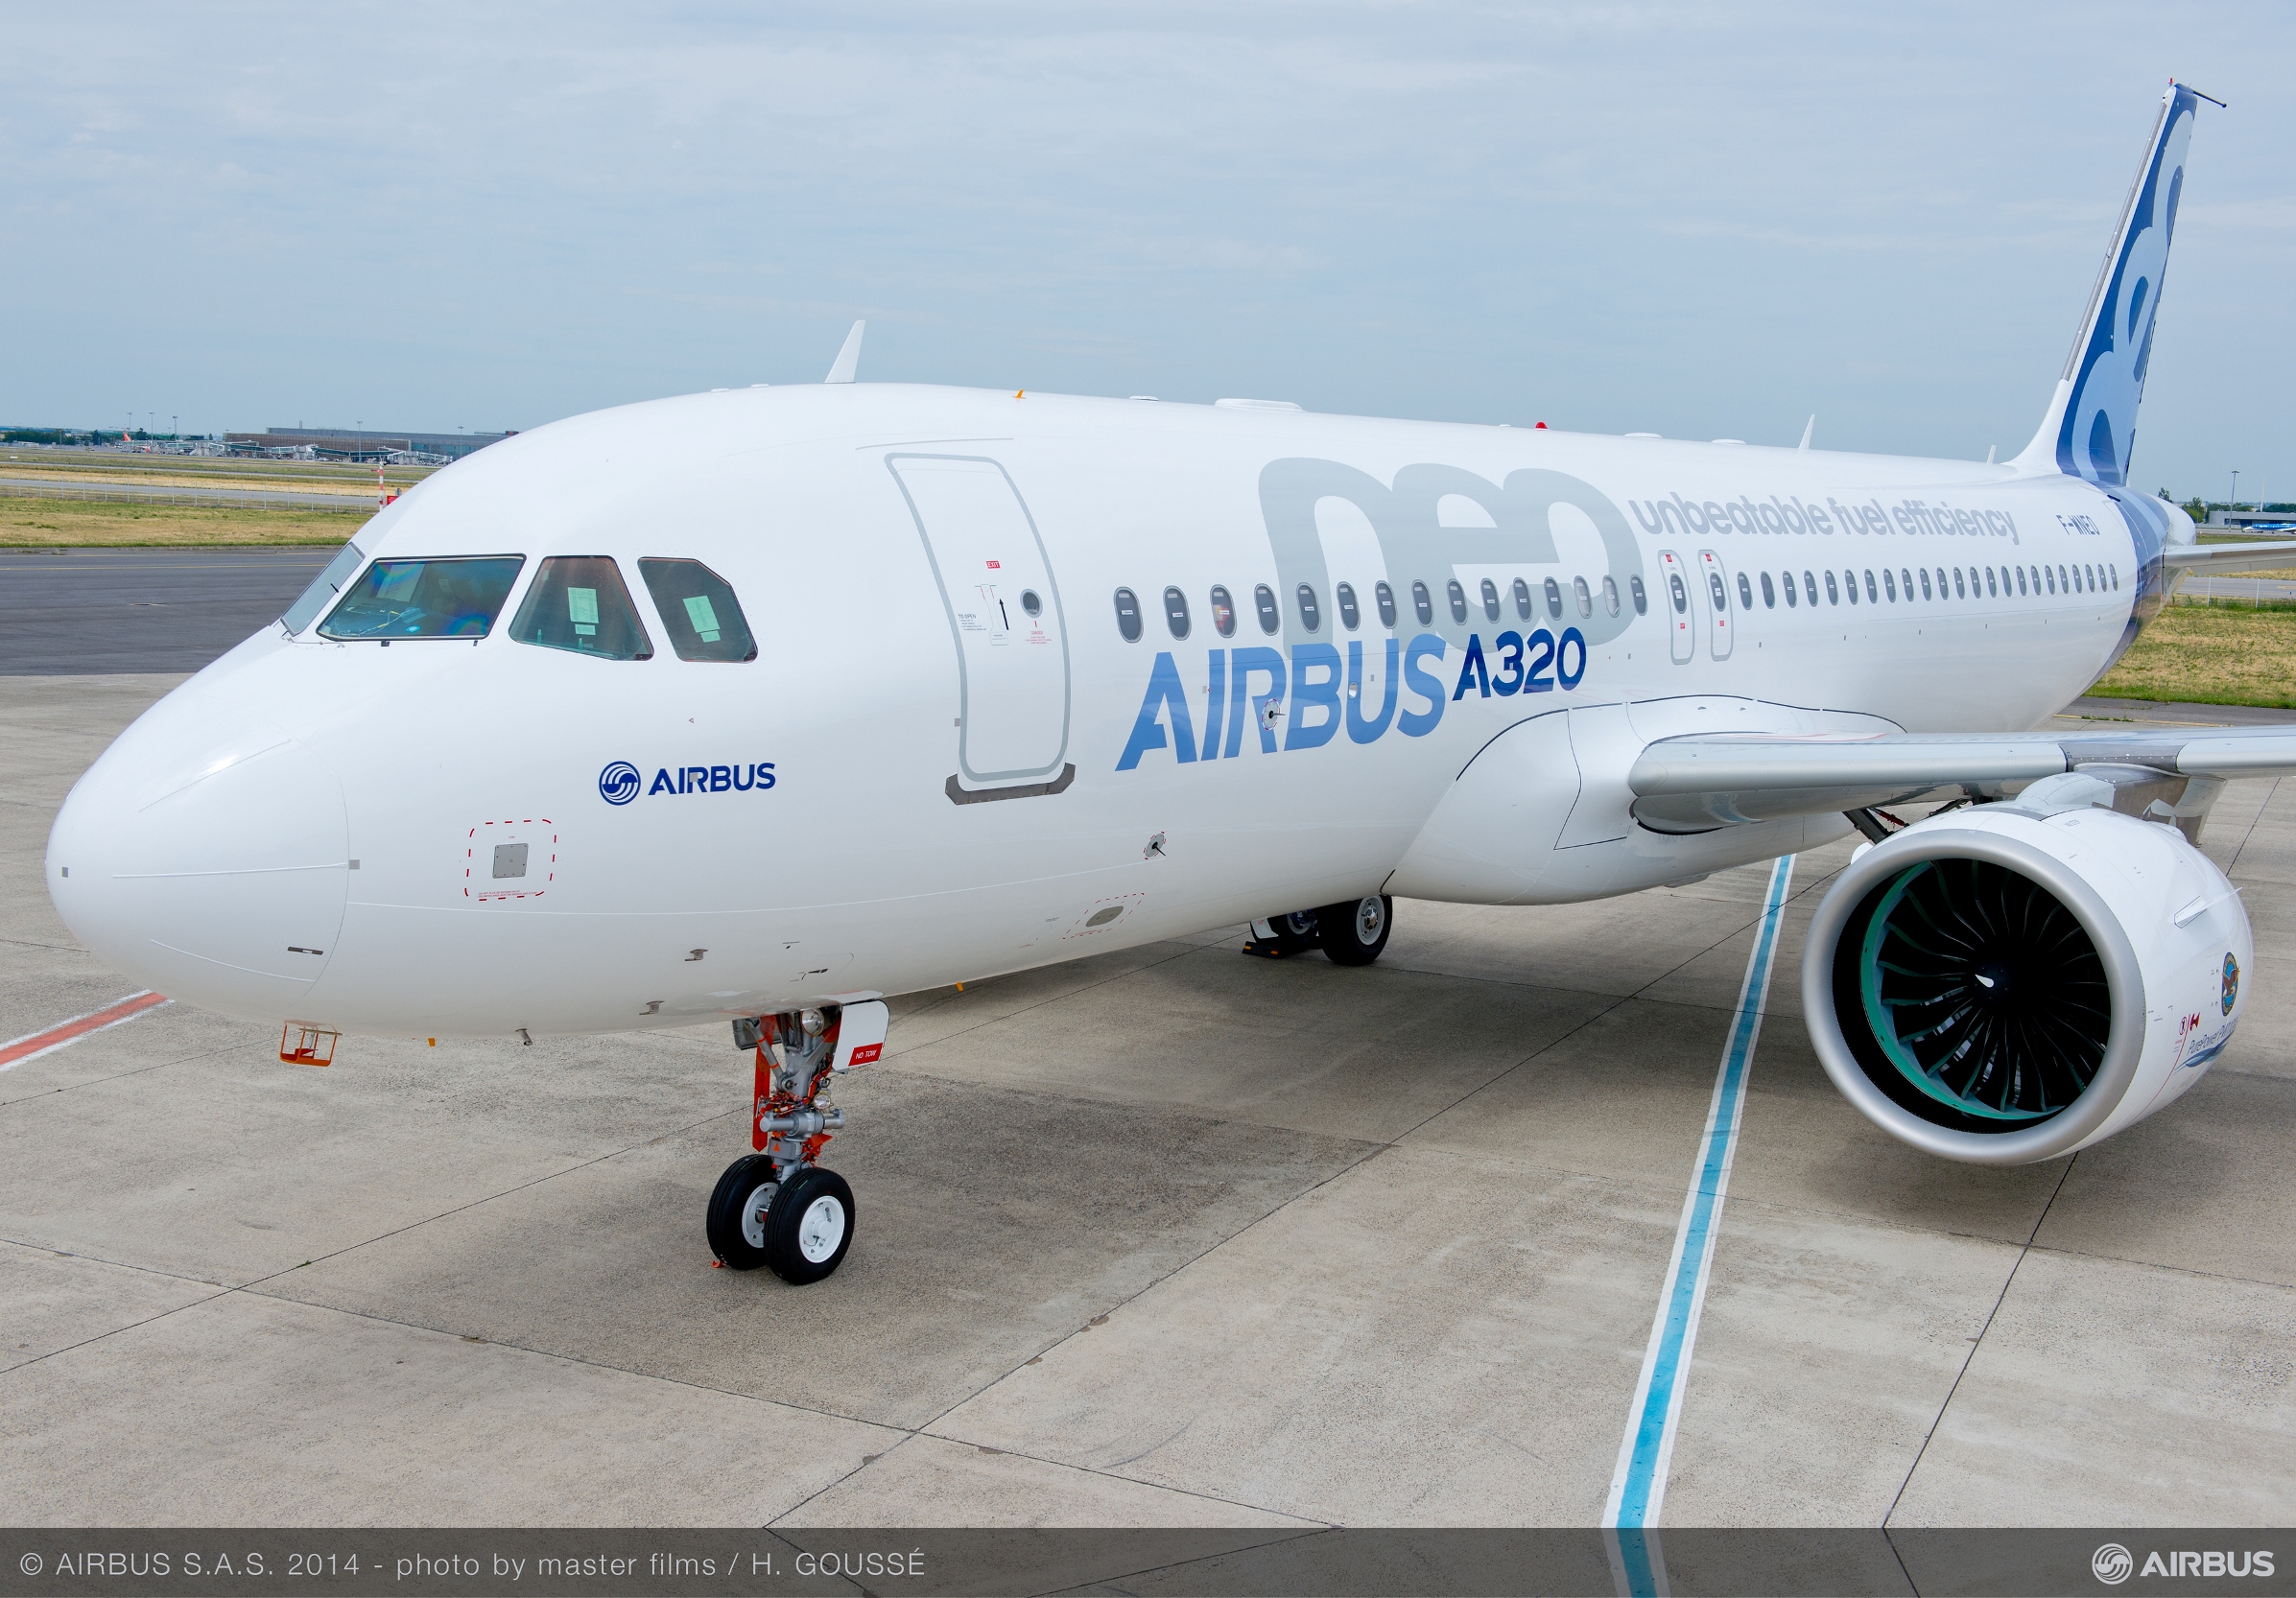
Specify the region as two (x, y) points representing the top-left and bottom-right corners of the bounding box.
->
(706, 1008), (864, 1284)
(706, 1157), (855, 1283)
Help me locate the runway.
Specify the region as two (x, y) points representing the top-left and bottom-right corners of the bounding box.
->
(2, 559), (2292, 1530)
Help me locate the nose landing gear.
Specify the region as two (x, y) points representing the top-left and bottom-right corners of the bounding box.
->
(706, 1005), (877, 1283)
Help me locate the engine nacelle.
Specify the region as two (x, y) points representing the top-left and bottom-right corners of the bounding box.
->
(1801, 798), (2249, 1163)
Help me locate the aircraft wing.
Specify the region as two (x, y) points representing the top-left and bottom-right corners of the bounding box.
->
(2166, 540), (2296, 576)
(1627, 725), (2296, 832)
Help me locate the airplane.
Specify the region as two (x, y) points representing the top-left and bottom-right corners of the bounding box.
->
(46, 82), (2296, 1286)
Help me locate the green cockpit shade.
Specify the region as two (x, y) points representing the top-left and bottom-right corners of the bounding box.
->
(639, 558), (757, 662)
(319, 554), (525, 641)
(510, 556), (653, 660)
(1857, 858), (2110, 1123)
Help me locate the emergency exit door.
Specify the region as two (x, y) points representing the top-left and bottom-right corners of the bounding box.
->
(888, 455), (1072, 787)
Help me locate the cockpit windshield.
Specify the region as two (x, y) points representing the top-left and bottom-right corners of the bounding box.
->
(281, 540), (366, 634)
(318, 556), (526, 641)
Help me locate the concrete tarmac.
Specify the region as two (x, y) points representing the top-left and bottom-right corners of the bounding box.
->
(0, 549), (334, 674)
(2, 622), (2293, 1525)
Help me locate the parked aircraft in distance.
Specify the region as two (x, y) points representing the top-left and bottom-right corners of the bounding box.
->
(49, 83), (2289, 1283)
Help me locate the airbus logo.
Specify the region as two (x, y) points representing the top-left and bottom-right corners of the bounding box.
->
(599, 760), (779, 802)
(2093, 1543), (2276, 1582)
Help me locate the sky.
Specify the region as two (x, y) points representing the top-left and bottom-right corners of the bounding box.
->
(4, 2), (2290, 502)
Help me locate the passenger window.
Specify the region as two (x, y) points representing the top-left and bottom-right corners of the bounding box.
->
(1803, 571), (1817, 606)
(1669, 572), (1689, 614)
(510, 556), (653, 660)
(1953, 569), (1966, 598)
(1114, 587), (1143, 642)
(283, 540), (367, 633)
(1375, 581), (1398, 628)
(1336, 581), (1360, 630)
(1862, 570), (1876, 602)
(1902, 568), (1913, 600)
(1254, 583), (1280, 634)
(1579, 576), (1597, 617)
(637, 558), (756, 662)
(2045, 567), (2055, 594)
(1780, 571), (1795, 608)
(1735, 573), (1751, 610)
(1512, 577), (1532, 619)
(1544, 576), (1564, 618)
(1164, 586), (1191, 639)
(1447, 579), (1468, 623)
(2058, 564), (2068, 592)
(1709, 571), (1729, 612)
(1825, 571), (1839, 604)
(1921, 569), (1932, 599)
(1479, 578), (1501, 621)
(1844, 570), (1858, 604)
(2015, 568), (2026, 597)
(1296, 583), (1321, 632)
(1883, 569), (1897, 601)
(2111, 564), (2118, 590)
(1603, 575), (1621, 616)
(1985, 568), (1998, 597)
(1210, 585), (1237, 637)
(321, 554), (524, 641)
(1630, 575), (1648, 615)
(1021, 589), (1043, 618)
(1411, 580), (1433, 625)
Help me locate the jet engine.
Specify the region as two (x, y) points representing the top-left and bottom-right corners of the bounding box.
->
(1801, 787), (2249, 1163)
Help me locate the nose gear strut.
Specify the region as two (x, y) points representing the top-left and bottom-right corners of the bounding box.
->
(705, 1008), (858, 1283)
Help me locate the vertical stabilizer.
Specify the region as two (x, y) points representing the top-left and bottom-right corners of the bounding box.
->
(2010, 83), (2210, 482)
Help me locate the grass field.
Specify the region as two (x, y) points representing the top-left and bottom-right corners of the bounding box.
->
(0, 498), (364, 549)
(2092, 600), (2296, 708)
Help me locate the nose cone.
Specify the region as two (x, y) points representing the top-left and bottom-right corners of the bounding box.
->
(49, 695), (349, 1021)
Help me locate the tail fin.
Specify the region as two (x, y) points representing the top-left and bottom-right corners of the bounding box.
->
(2011, 82), (2212, 482)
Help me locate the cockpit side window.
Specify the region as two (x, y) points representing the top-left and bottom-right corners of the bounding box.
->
(283, 540), (366, 634)
(637, 558), (757, 662)
(510, 556), (654, 660)
(319, 554), (525, 641)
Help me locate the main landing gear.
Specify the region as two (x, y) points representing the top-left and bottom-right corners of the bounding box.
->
(706, 1006), (870, 1284)
(1242, 895), (1393, 966)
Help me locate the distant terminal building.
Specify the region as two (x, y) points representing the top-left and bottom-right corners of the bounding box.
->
(2207, 506), (2296, 532)
(225, 427), (512, 463)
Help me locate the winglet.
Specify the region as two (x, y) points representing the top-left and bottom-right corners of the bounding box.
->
(1797, 415), (1814, 452)
(825, 320), (865, 384)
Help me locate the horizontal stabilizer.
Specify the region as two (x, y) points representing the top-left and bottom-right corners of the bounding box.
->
(2164, 540), (2296, 576)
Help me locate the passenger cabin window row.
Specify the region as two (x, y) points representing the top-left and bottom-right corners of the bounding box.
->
(1746, 560), (2119, 613)
(1108, 572), (1647, 643)
(306, 552), (758, 662)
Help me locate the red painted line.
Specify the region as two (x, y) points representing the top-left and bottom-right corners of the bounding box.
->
(0, 991), (172, 1071)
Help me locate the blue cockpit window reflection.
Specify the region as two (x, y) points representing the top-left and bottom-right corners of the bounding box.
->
(318, 555), (525, 640)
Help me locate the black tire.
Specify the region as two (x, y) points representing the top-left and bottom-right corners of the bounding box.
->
(1317, 895), (1392, 966)
(705, 1153), (779, 1270)
(764, 1165), (856, 1285)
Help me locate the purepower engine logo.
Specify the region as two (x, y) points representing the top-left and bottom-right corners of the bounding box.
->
(2093, 1545), (2133, 1586)
(598, 762), (642, 806)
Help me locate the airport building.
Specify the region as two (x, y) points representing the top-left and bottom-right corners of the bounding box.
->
(225, 426), (512, 462)
(2207, 505), (2296, 531)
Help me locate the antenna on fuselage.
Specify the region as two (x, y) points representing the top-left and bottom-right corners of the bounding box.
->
(825, 320), (865, 384)
(1798, 415), (1814, 452)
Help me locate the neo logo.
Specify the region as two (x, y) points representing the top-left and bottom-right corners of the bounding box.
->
(598, 762), (642, 806)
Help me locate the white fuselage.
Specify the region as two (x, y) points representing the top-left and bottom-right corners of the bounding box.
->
(47, 384), (2146, 1038)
